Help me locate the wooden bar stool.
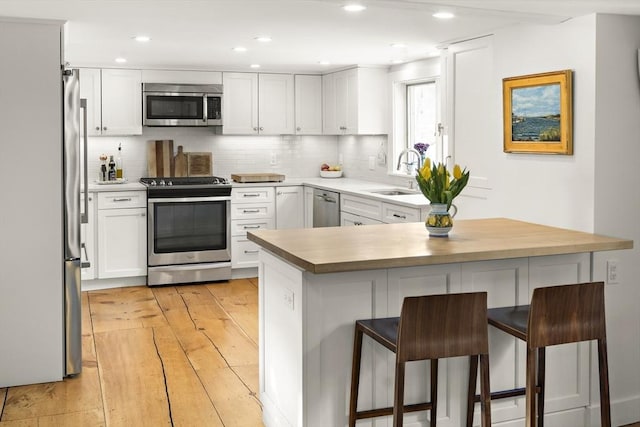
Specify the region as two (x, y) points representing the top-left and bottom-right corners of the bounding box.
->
(349, 292), (492, 427)
(466, 281), (610, 427)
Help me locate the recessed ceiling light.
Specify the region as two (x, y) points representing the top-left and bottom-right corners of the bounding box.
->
(250, 64), (261, 69)
(433, 11), (454, 19)
(255, 36), (272, 42)
(233, 46), (247, 52)
(115, 57), (127, 63)
(133, 35), (150, 42)
(343, 4), (366, 12)
(319, 60), (331, 66)
(391, 43), (407, 49)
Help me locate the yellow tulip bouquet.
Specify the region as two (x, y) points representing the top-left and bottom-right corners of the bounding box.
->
(415, 159), (470, 211)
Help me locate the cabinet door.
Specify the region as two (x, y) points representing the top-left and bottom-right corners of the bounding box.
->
(304, 186), (314, 228)
(259, 73), (294, 134)
(79, 68), (102, 136)
(276, 186), (304, 229)
(223, 72), (259, 134)
(101, 69), (142, 135)
(295, 75), (322, 135)
(80, 193), (96, 280)
(97, 207), (147, 278)
(322, 73), (337, 134)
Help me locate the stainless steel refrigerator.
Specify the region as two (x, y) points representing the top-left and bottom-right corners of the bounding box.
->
(62, 68), (87, 377)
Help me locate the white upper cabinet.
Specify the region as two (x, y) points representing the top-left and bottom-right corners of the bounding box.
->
(80, 68), (142, 136)
(294, 75), (323, 135)
(259, 73), (295, 134)
(322, 67), (388, 135)
(223, 72), (294, 135)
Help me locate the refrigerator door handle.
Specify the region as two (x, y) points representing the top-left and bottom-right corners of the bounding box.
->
(80, 98), (88, 224)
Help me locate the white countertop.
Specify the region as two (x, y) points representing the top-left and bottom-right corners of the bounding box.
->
(232, 177), (430, 209)
(86, 176), (429, 208)
(87, 181), (146, 192)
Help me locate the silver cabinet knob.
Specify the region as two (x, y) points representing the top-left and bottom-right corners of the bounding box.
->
(259, 127), (264, 131)
(253, 127), (258, 131)
(103, 126), (107, 131)
(95, 126), (100, 131)
(296, 127), (301, 131)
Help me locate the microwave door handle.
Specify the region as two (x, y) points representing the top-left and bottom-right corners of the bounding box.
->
(80, 98), (88, 224)
(202, 95), (207, 122)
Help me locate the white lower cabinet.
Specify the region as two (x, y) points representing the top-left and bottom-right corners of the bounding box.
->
(276, 186), (304, 229)
(341, 211), (383, 226)
(81, 192), (96, 280)
(304, 187), (314, 228)
(231, 187), (275, 269)
(96, 191), (147, 278)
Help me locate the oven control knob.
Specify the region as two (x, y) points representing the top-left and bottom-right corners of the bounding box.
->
(159, 179), (165, 186)
(150, 180), (157, 186)
(167, 181), (173, 186)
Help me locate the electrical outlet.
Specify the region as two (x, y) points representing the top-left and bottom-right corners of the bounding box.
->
(283, 288), (294, 310)
(270, 152), (277, 166)
(607, 260), (619, 284)
(368, 156), (375, 170)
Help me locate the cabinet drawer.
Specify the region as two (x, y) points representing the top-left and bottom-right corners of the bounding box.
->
(340, 194), (382, 221)
(232, 187), (275, 203)
(231, 236), (260, 269)
(341, 211), (384, 226)
(382, 203), (421, 223)
(231, 218), (275, 236)
(98, 191), (146, 209)
(231, 202), (274, 220)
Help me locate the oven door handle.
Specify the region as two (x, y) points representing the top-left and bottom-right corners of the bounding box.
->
(148, 196), (231, 203)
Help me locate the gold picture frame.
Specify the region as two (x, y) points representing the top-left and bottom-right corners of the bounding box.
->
(503, 70), (573, 154)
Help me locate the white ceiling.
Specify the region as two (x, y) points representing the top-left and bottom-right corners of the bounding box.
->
(1, 0), (639, 73)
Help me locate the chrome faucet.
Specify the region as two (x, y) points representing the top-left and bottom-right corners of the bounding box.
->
(396, 148), (422, 174)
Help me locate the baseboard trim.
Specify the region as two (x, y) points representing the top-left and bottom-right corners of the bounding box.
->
(587, 395), (640, 427)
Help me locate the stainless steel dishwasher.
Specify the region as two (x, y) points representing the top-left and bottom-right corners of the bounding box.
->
(313, 188), (340, 227)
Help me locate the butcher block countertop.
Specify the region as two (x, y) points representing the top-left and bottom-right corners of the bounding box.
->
(247, 218), (633, 274)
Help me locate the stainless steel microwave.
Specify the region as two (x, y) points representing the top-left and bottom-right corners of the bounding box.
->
(142, 83), (223, 126)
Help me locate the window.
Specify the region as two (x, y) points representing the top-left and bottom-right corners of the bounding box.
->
(393, 79), (441, 175)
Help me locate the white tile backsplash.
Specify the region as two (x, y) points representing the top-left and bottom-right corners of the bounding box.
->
(87, 128), (339, 182)
(87, 128), (407, 186)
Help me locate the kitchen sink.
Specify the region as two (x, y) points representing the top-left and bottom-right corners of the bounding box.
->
(367, 188), (420, 196)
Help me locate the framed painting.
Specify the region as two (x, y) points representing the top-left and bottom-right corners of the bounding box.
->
(503, 70), (573, 154)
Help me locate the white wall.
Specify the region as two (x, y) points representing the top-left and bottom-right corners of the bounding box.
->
(592, 14), (640, 424)
(449, 14), (639, 425)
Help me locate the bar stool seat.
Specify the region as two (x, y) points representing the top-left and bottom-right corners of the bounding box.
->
(466, 281), (611, 427)
(349, 292), (492, 427)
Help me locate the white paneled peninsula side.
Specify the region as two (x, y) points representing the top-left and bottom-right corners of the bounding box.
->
(247, 219), (632, 427)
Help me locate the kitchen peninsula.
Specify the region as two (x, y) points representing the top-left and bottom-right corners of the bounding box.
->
(247, 218), (632, 427)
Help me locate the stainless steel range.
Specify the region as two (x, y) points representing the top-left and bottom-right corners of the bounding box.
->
(140, 176), (232, 286)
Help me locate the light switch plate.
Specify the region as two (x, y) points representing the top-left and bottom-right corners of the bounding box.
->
(368, 156), (375, 170)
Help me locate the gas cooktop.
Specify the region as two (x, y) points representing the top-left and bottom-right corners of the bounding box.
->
(140, 176), (229, 187)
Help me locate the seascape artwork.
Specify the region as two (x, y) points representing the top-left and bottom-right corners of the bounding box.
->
(511, 83), (561, 142)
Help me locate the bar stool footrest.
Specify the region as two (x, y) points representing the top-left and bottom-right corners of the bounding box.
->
(472, 386), (543, 403)
(355, 402), (433, 420)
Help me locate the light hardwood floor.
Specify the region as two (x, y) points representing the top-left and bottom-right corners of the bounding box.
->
(0, 279), (264, 427)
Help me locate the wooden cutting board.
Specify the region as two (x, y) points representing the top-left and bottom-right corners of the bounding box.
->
(147, 140), (174, 177)
(231, 173), (285, 183)
(187, 152), (212, 177)
(174, 145), (188, 177)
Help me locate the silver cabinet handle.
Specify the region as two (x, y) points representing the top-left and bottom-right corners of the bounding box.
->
(141, 213), (146, 217)
(243, 193), (260, 197)
(392, 214), (407, 219)
(80, 98), (89, 224)
(244, 250), (259, 254)
(354, 221), (363, 226)
(243, 225), (261, 229)
(243, 209), (260, 213)
(113, 197), (132, 202)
